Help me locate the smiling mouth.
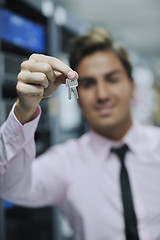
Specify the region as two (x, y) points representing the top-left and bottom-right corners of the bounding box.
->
(95, 105), (114, 116)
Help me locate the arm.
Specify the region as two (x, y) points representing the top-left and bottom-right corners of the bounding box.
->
(0, 53), (77, 206)
(0, 104), (41, 203)
(0, 101), (70, 208)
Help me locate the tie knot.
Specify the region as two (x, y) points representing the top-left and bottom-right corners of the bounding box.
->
(111, 144), (129, 163)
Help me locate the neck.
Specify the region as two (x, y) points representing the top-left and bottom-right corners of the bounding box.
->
(92, 116), (133, 141)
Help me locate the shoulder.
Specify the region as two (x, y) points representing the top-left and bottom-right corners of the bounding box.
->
(48, 131), (91, 156)
(60, 131), (91, 152)
(137, 123), (160, 149)
(140, 123), (160, 136)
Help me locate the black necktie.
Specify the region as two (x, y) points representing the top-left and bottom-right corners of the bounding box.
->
(111, 144), (140, 240)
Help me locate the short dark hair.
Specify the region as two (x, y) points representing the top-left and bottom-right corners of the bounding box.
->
(69, 28), (133, 79)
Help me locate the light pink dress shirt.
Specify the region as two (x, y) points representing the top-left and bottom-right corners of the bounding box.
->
(0, 105), (160, 240)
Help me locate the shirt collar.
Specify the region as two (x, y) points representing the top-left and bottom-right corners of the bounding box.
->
(88, 120), (142, 160)
(123, 119), (143, 155)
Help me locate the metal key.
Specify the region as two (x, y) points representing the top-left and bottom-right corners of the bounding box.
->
(66, 77), (79, 100)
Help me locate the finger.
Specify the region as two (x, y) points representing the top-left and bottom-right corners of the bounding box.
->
(29, 54), (77, 80)
(52, 72), (66, 87)
(21, 60), (56, 84)
(54, 71), (79, 88)
(18, 71), (49, 88)
(16, 81), (44, 97)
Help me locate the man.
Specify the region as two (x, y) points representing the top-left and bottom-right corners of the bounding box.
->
(0, 28), (160, 240)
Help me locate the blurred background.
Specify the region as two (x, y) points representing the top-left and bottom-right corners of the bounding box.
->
(0, 0), (160, 239)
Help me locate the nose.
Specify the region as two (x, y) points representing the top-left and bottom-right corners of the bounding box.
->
(96, 81), (110, 101)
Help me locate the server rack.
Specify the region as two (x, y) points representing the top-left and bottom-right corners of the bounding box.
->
(0, 1), (58, 239)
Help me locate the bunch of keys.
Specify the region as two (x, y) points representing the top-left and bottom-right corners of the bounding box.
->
(66, 73), (79, 100)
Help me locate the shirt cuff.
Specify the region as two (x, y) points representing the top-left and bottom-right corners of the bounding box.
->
(1, 103), (41, 146)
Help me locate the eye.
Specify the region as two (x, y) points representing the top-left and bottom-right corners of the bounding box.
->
(107, 77), (119, 83)
(79, 79), (96, 88)
(106, 73), (122, 83)
(84, 81), (95, 88)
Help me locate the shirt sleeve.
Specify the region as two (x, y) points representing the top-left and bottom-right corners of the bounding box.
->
(0, 104), (70, 208)
(0, 103), (40, 174)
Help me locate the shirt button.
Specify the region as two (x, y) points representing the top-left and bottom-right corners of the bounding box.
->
(14, 135), (20, 142)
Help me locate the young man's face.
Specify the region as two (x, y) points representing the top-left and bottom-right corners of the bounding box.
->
(77, 50), (135, 140)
